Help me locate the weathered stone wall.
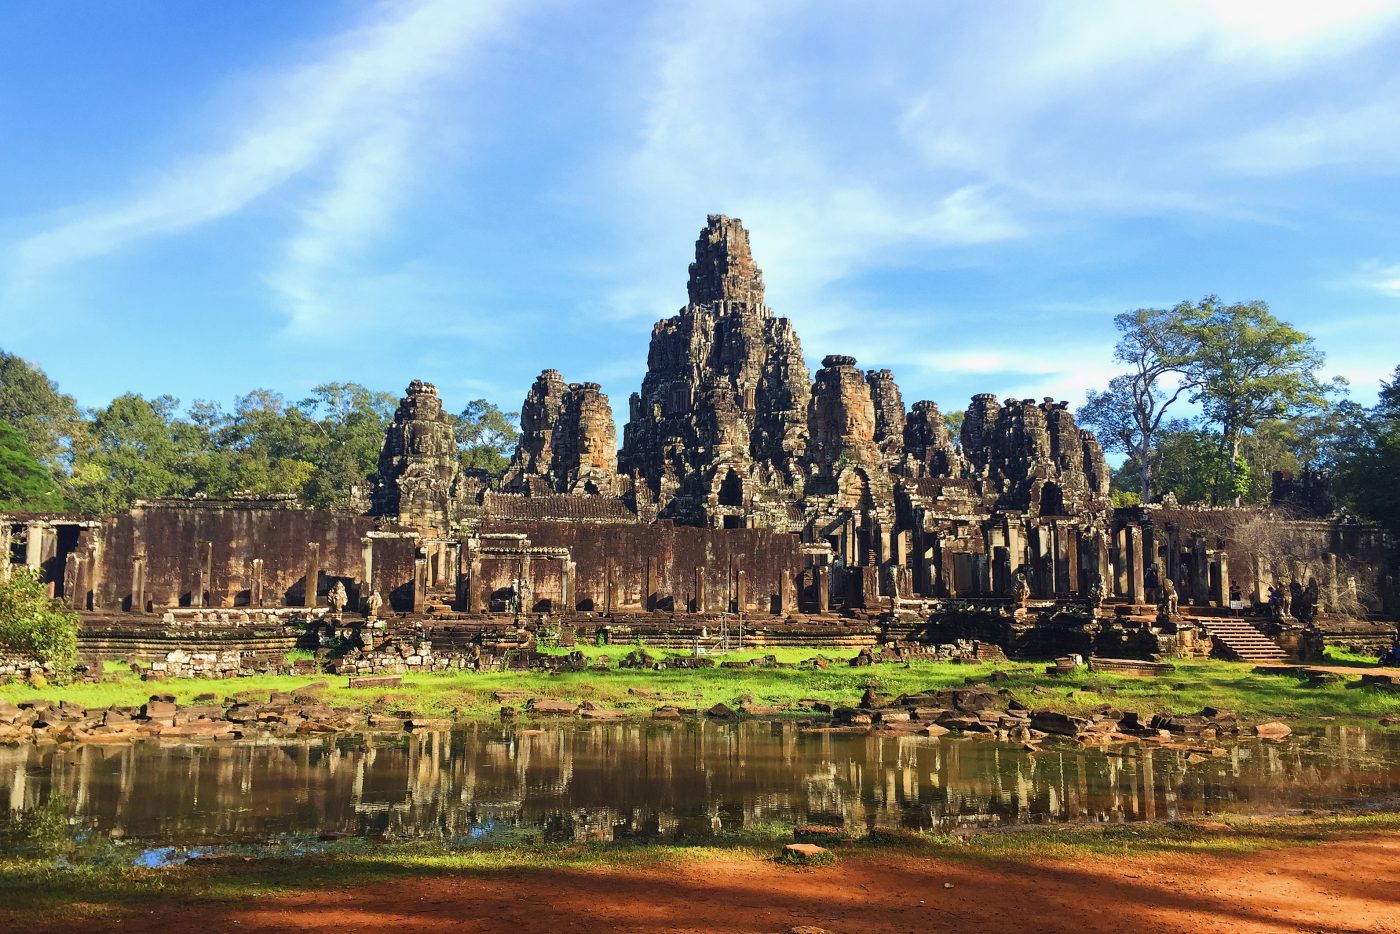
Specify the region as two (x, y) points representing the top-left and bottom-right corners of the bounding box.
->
(473, 519), (802, 615)
(91, 502), (374, 612)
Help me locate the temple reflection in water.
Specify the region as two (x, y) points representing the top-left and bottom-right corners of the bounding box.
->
(2, 723), (1397, 846)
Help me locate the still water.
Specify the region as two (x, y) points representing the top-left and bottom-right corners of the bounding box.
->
(2, 722), (1397, 849)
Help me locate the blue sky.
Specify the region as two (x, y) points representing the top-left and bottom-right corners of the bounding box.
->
(3, 0), (1400, 423)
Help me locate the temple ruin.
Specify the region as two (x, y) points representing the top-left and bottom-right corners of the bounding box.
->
(1, 215), (1395, 671)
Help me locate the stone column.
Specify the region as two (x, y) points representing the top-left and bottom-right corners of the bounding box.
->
(693, 567), (705, 614)
(250, 557), (264, 608)
(131, 552), (147, 613)
(360, 538), (375, 611)
(1164, 524), (1181, 590)
(1127, 526), (1146, 604)
(1114, 529), (1125, 596)
(304, 542), (321, 608)
(734, 566), (747, 614)
(779, 569), (794, 615)
(63, 552), (79, 609)
(644, 557), (657, 611)
(1065, 526), (1081, 594)
(1323, 552), (1340, 613)
(196, 541), (213, 608)
(1212, 552), (1230, 607)
(1251, 554), (1266, 604)
(1195, 534), (1213, 604)
(0, 524), (10, 581)
(24, 522), (44, 570)
(466, 550), (482, 613)
(561, 559), (576, 613)
(815, 566), (830, 613)
(412, 556), (428, 615)
(940, 543), (958, 597)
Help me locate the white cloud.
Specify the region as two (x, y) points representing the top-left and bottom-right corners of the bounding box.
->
(12, 0), (514, 331)
(1350, 260), (1400, 298)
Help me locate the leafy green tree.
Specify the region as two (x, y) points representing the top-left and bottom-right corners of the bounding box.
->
(68, 394), (194, 513)
(0, 421), (67, 512)
(1177, 296), (1332, 504)
(0, 350), (83, 475)
(1078, 306), (1195, 502)
(455, 399), (520, 478)
(296, 383), (396, 509)
(0, 568), (79, 676)
(1332, 366), (1400, 529)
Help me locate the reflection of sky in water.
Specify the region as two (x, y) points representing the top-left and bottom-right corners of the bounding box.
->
(0, 722), (1396, 852)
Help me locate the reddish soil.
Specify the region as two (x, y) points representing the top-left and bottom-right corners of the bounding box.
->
(37, 834), (1400, 933)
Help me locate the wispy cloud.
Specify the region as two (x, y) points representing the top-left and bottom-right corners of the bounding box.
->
(12, 0), (514, 331)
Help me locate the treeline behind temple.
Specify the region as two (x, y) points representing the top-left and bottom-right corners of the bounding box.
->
(1, 295), (1397, 529)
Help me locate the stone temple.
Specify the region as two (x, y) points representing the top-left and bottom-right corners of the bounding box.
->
(1, 215), (1395, 673)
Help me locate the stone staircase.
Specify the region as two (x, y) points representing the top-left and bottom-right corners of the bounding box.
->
(1198, 617), (1289, 662)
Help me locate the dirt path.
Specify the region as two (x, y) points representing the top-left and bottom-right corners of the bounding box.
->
(40, 834), (1400, 934)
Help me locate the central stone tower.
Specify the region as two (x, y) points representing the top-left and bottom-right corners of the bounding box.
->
(620, 215), (811, 523)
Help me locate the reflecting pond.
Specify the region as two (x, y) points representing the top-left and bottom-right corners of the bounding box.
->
(2, 721), (1398, 850)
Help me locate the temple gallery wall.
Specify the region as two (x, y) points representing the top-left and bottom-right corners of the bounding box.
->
(2, 216), (1395, 665)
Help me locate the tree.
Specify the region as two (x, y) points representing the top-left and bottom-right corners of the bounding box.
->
(67, 394), (194, 513)
(456, 399), (520, 478)
(0, 350), (83, 475)
(0, 421), (67, 512)
(296, 383), (396, 510)
(1178, 296), (1332, 505)
(1332, 365), (1400, 529)
(0, 568), (79, 676)
(1077, 306), (1194, 501)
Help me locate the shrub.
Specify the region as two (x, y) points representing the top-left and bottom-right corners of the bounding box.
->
(0, 568), (80, 677)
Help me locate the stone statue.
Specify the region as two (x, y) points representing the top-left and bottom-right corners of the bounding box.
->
(1011, 570), (1031, 608)
(1086, 571), (1105, 610)
(1158, 577), (1179, 619)
(365, 590), (383, 619)
(327, 581), (348, 616)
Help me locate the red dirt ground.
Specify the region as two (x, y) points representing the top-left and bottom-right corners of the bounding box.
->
(36, 833), (1400, 933)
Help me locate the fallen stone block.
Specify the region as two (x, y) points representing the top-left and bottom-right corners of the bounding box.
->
(1253, 721), (1292, 739)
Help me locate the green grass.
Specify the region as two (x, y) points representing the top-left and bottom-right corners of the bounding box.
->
(1323, 645), (1387, 667)
(3, 653), (1398, 724)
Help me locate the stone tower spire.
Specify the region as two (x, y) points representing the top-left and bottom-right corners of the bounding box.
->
(686, 214), (766, 309)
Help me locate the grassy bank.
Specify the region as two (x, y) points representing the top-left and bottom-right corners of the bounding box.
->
(3, 810), (1399, 925)
(2, 650), (1398, 725)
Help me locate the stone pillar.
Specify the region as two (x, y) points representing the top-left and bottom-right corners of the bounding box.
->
(693, 567), (705, 614)
(131, 553), (147, 613)
(859, 565), (879, 606)
(1065, 526), (1080, 593)
(1190, 534), (1210, 605)
(361, 538), (375, 611)
(1211, 552), (1229, 607)
(250, 557), (264, 608)
(304, 542), (321, 608)
(1323, 552), (1340, 613)
(412, 556), (428, 615)
(196, 541), (213, 608)
(24, 522), (44, 570)
(940, 545), (958, 597)
(970, 554), (988, 598)
(1127, 526), (1146, 604)
(465, 550), (482, 613)
(562, 560), (576, 612)
(644, 557), (657, 611)
(734, 567), (747, 614)
(603, 560), (615, 615)
(63, 552), (79, 609)
(779, 569), (794, 615)
(0, 524), (10, 581)
(1164, 524), (1181, 590)
(1251, 554), (1266, 604)
(1114, 527), (1129, 598)
(815, 566), (830, 613)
